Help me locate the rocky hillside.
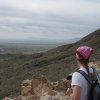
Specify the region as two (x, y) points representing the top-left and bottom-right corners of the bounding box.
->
(2, 63), (100, 100)
(0, 29), (100, 98)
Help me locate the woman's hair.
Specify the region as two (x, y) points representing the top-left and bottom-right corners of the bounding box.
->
(79, 58), (90, 75)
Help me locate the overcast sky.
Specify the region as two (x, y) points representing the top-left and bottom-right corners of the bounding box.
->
(0, 0), (100, 42)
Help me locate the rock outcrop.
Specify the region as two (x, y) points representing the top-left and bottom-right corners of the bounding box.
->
(2, 76), (71, 100)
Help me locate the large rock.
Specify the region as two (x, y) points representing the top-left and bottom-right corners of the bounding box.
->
(2, 76), (71, 100)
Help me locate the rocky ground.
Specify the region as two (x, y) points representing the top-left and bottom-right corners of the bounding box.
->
(2, 76), (71, 100)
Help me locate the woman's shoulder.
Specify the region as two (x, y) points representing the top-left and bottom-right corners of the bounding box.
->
(72, 71), (83, 79)
(72, 72), (84, 87)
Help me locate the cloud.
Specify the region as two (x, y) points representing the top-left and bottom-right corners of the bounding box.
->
(0, 0), (100, 41)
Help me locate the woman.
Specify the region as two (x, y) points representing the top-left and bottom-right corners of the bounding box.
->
(66, 46), (94, 100)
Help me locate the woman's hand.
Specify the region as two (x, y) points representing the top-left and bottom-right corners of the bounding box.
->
(66, 88), (72, 96)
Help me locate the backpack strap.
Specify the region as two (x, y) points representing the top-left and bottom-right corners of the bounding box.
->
(76, 70), (92, 85)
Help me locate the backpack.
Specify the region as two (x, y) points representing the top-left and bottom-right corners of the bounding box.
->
(77, 68), (100, 100)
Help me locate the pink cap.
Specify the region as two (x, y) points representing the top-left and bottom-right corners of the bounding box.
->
(76, 46), (93, 60)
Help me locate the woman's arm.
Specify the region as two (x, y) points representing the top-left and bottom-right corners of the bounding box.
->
(71, 85), (81, 100)
(66, 85), (81, 100)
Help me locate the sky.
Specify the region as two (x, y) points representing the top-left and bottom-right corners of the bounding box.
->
(0, 0), (100, 42)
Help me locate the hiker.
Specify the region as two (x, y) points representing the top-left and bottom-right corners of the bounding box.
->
(66, 46), (95, 100)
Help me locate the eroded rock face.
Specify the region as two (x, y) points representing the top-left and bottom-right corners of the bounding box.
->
(31, 76), (54, 96)
(51, 78), (70, 95)
(20, 80), (32, 96)
(2, 76), (70, 100)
